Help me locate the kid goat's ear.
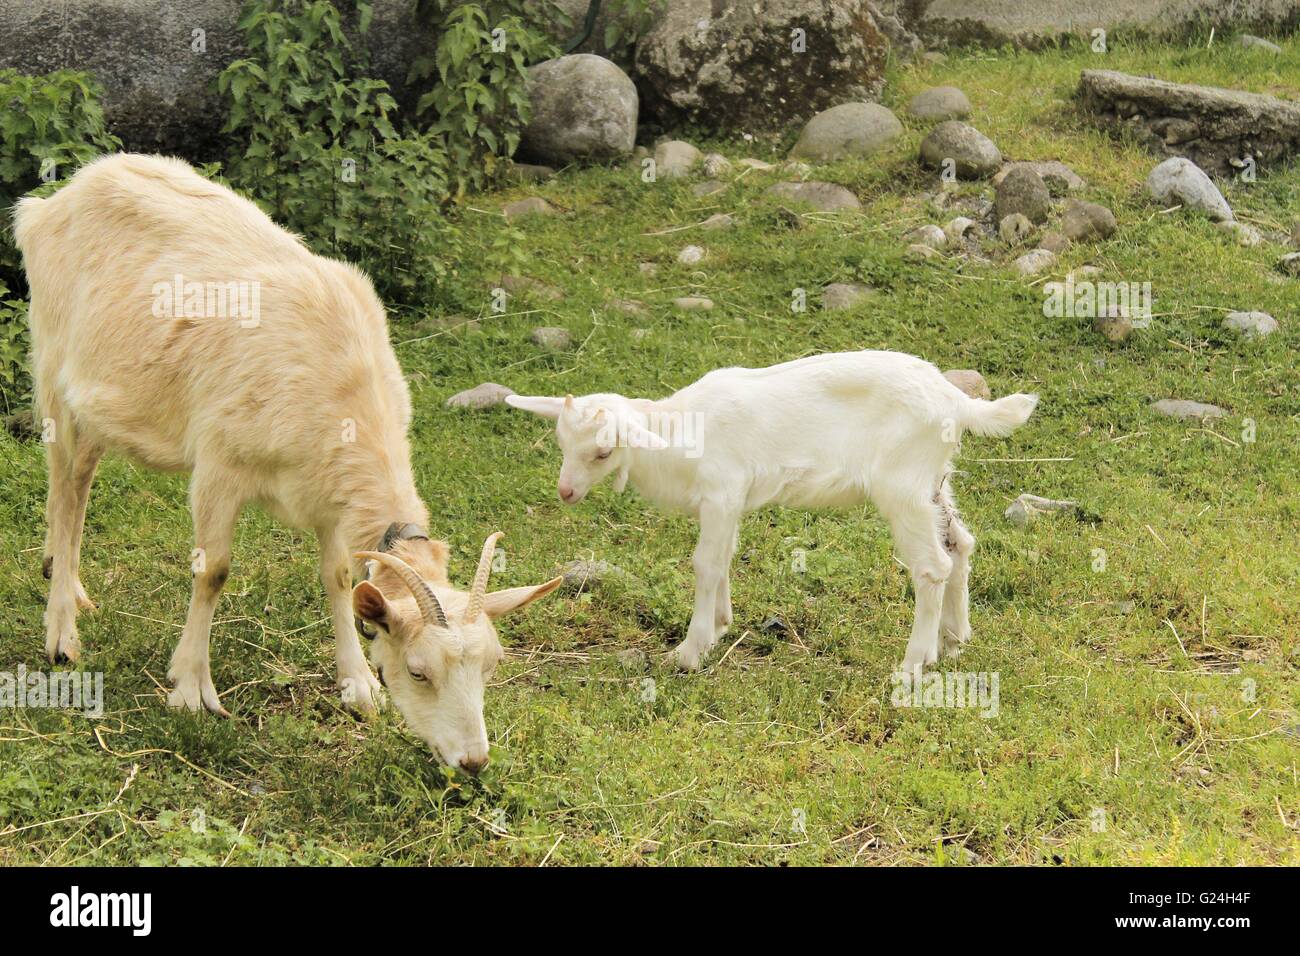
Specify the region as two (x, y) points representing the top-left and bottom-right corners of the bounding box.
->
(624, 418), (670, 450)
(505, 395), (566, 420)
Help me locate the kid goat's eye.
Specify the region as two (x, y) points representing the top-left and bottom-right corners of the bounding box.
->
(408, 670), (427, 682)
(595, 449), (612, 461)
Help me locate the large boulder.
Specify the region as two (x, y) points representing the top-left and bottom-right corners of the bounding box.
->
(910, 1), (1300, 47)
(0, 0), (431, 161)
(520, 54), (638, 164)
(789, 102), (902, 162)
(634, 0), (888, 132)
(1079, 69), (1300, 176)
(919, 121), (1003, 178)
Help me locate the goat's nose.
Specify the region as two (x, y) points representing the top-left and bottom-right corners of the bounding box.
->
(458, 754), (488, 776)
(558, 484), (575, 502)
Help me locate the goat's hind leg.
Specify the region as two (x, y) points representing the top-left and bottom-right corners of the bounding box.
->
(881, 491), (953, 677)
(167, 467), (242, 716)
(936, 484), (975, 658)
(41, 402), (102, 662)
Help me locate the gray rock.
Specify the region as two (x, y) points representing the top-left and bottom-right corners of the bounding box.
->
(943, 217), (979, 242)
(1217, 220), (1263, 246)
(919, 121), (1003, 179)
(943, 369), (991, 400)
(906, 224), (948, 250)
(607, 298), (649, 316)
(994, 165), (1052, 224)
(692, 180), (726, 198)
(906, 243), (944, 261)
(1093, 309), (1134, 342)
(999, 213), (1034, 245)
(614, 647), (648, 671)
(1151, 399), (1227, 421)
(521, 54), (638, 164)
(0, 0), (431, 159)
(555, 559), (635, 593)
(821, 282), (876, 310)
(495, 275), (564, 301)
(638, 262), (659, 277)
(1081, 69), (1300, 177)
(530, 326), (573, 349)
(1039, 232), (1071, 254)
(446, 382), (515, 409)
(507, 162), (556, 184)
(701, 152), (732, 177)
(766, 181), (862, 212)
(634, 0), (888, 132)
(789, 102), (903, 162)
(1013, 249), (1056, 276)
(993, 160), (1086, 195)
(738, 158), (777, 171)
(1237, 33), (1282, 53)
(502, 197), (557, 221)
(907, 86), (971, 122)
(1061, 199), (1117, 241)
(674, 296), (714, 311)
(1146, 157), (1234, 222)
(700, 213), (734, 230)
(1279, 252), (1300, 275)
(1004, 494), (1078, 527)
(654, 139), (701, 179)
(1223, 311), (1278, 339)
(677, 244), (706, 265)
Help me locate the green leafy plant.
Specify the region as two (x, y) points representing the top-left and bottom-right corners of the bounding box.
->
(0, 68), (118, 407)
(409, 1), (559, 194)
(598, 0), (663, 53)
(219, 0), (458, 303)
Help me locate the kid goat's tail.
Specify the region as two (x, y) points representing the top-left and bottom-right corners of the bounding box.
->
(961, 392), (1039, 438)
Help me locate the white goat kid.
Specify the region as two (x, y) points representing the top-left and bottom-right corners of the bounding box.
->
(16, 153), (560, 771)
(507, 351), (1038, 673)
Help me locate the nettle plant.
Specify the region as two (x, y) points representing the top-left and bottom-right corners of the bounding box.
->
(220, 0), (457, 303)
(0, 68), (120, 407)
(409, 0), (559, 194)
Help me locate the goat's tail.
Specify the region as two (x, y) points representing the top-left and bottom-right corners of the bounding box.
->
(961, 392), (1039, 438)
(12, 195), (47, 255)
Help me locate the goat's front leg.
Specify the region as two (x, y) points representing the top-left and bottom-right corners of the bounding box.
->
(319, 527), (384, 713)
(167, 468), (242, 716)
(674, 502), (740, 671)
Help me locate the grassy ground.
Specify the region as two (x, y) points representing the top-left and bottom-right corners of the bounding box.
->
(2, 37), (1298, 865)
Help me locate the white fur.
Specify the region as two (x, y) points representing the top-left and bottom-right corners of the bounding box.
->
(508, 351), (1038, 672)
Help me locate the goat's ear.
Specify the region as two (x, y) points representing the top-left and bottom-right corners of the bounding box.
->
(624, 418), (670, 450)
(482, 576), (564, 619)
(505, 395), (565, 420)
(352, 581), (389, 635)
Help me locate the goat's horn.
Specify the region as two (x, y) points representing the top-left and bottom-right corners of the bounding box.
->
(462, 532), (503, 623)
(354, 551), (449, 629)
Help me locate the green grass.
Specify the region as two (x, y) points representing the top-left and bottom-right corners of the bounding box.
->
(2, 38), (1298, 865)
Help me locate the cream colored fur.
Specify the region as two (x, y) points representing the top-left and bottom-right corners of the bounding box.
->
(16, 153), (558, 770)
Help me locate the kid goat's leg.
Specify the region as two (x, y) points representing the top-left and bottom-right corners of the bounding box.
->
(167, 466), (243, 716)
(318, 526), (384, 713)
(713, 525), (739, 640)
(42, 401), (102, 662)
(936, 484), (975, 657)
(675, 501), (741, 671)
(881, 489), (953, 677)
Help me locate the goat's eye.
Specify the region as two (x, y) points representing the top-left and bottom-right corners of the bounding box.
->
(408, 670), (427, 682)
(594, 449), (612, 461)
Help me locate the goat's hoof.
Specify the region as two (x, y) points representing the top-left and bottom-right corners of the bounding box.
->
(671, 644), (706, 672)
(167, 673), (229, 717)
(45, 621), (81, 664)
(940, 633), (969, 658)
(340, 672), (386, 714)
